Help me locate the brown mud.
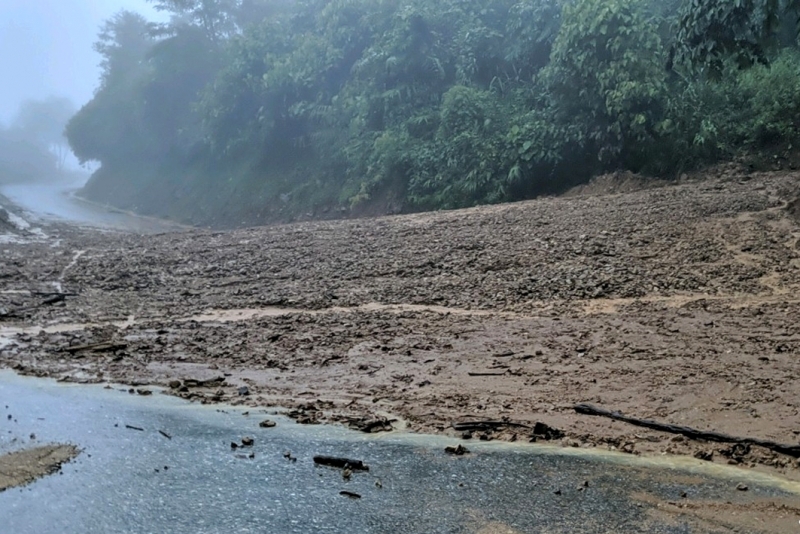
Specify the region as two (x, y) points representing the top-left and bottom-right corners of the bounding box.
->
(1, 166), (800, 490)
(0, 445), (80, 492)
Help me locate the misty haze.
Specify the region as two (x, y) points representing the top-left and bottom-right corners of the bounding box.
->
(2, 1), (800, 533)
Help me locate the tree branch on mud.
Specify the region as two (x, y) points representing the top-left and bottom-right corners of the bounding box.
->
(574, 403), (800, 458)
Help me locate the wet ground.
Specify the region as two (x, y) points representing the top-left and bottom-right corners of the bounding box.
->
(1, 166), (800, 529)
(1, 372), (798, 534)
(0, 177), (187, 234)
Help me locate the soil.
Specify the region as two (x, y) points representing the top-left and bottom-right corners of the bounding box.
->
(0, 445), (80, 492)
(2, 166), (800, 491)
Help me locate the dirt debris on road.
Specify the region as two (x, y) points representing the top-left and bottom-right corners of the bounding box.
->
(0, 445), (80, 492)
(2, 167), (800, 482)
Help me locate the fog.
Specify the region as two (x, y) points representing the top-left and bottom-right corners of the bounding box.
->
(0, 0), (795, 228)
(0, 0), (164, 126)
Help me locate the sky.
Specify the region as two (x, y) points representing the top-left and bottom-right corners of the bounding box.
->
(0, 0), (166, 125)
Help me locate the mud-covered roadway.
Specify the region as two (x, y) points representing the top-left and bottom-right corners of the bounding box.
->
(2, 165), (800, 484)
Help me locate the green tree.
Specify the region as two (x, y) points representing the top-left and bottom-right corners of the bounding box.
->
(544, 0), (667, 166)
(675, 0), (800, 74)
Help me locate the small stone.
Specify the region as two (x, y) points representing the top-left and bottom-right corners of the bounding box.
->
(237, 386), (250, 396)
(461, 431), (472, 440)
(168, 380), (182, 389)
(136, 389), (152, 396)
(343, 468), (352, 480)
(230, 442), (239, 450)
(736, 483), (748, 491)
(259, 419), (277, 428)
(241, 436), (254, 447)
(680, 491), (688, 499)
(445, 444), (469, 456)
(694, 450), (713, 461)
(553, 489), (562, 495)
(531, 422), (564, 441)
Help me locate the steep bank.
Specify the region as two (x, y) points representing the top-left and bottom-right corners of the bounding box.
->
(80, 161), (419, 229)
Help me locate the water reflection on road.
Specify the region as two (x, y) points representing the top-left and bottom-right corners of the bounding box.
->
(0, 177), (186, 233)
(0, 372), (796, 534)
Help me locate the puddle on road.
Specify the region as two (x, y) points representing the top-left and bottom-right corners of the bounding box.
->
(0, 371), (797, 534)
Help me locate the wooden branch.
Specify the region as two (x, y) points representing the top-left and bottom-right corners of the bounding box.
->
(63, 342), (128, 353)
(574, 403), (800, 458)
(31, 291), (79, 297)
(452, 420), (531, 432)
(313, 455), (369, 471)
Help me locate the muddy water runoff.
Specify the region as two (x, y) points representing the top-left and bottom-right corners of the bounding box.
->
(1, 372), (797, 533)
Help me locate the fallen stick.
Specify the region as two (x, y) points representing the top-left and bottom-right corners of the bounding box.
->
(41, 294), (67, 305)
(574, 403), (800, 458)
(468, 372), (506, 376)
(125, 425), (145, 432)
(313, 455), (369, 471)
(452, 420), (531, 431)
(31, 291), (79, 297)
(63, 342), (128, 353)
(1, 293), (70, 318)
(159, 430), (172, 440)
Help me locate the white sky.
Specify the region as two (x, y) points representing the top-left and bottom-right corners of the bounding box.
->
(0, 1), (167, 124)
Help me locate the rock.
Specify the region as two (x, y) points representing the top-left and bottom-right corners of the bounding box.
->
(736, 483), (748, 491)
(237, 386), (250, 396)
(230, 442), (239, 450)
(259, 419), (277, 428)
(693, 450), (713, 461)
(313, 455), (368, 471)
(343, 468), (352, 480)
(168, 380), (182, 389)
(531, 422), (564, 441)
(445, 444), (469, 456)
(461, 431), (473, 440)
(136, 389), (152, 396)
(349, 418), (393, 433)
(241, 436), (254, 447)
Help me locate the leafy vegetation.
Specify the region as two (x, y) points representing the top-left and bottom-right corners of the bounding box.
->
(65, 0), (800, 225)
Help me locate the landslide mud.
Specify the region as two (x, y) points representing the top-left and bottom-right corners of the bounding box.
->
(1, 166), (800, 485)
(0, 445), (79, 492)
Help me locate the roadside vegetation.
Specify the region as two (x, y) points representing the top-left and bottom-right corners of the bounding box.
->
(66, 0), (800, 224)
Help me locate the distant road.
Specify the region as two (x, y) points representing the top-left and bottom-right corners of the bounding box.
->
(0, 176), (188, 234)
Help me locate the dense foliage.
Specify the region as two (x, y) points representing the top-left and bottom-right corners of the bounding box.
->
(66, 0), (800, 225)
